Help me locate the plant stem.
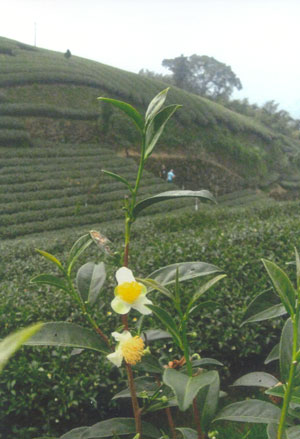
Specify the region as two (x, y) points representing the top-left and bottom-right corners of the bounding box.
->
(181, 309), (202, 437)
(181, 318), (193, 377)
(193, 398), (204, 439)
(120, 137), (146, 438)
(122, 314), (129, 331)
(277, 316), (299, 439)
(165, 407), (177, 439)
(86, 313), (110, 347)
(126, 362), (142, 437)
(124, 214), (131, 268)
(154, 376), (176, 439)
(122, 201), (141, 438)
(67, 277), (110, 347)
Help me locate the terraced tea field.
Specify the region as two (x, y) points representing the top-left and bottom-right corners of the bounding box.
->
(0, 141), (195, 240)
(2, 35), (300, 198)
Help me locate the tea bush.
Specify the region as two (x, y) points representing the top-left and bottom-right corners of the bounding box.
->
(1, 199), (300, 437)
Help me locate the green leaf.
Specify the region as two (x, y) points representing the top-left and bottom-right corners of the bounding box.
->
(147, 304), (182, 348)
(137, 277), (173, 299)
(265, 383), (300, 403)
(60, 427), (89, 439)
(112, 376), (159, 399)
(136, 355), (163, 374)
(145, 104), (181, 159)
(214, 399), (281, 424)
(191, 358), (223, 367)
(149, 261), (223, 287)
(197, 372), (220, 433)
(232, 372), (279, 388)
(280, 318), (300, 384)
(76, 262), (106, 306)
(267, 423), (278, 439)
(24, 322), (109, 354)
(163, 368), (217, 411)
(262, 259), (296, 316)
(242, 289), (287, 326)
(62, 417), (160, 438)
(189, 301), (218, 316)
(133, 190), (216, 218)
(145, 88), (169, 124)
(141, 329), (172, 342)
(98, 97), (144, 132)
(36, 249), (64, 273)
(295, 247), (300, 290)
(67, 233), (93, 275)
(176, 428), (198, 439)
(190, 274), (226, 306)
(0, 323), (43, 372)
(286, 425), (300, 438)
(34, 437), (58, 439)
(101, 170), (133, 192)
(30, 274), (69, 292)
(264, 343), (279, 365)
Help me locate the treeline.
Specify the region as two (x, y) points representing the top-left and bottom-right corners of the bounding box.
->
(139, 54), (300, 139)
(225, 99), (300, 139)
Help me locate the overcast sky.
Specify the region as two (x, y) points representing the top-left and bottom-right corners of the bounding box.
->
(1, 0), (300, 117)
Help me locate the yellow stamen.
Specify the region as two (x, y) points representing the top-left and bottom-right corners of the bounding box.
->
(116, 281), (143, 304)
(121, 336), (145, 365)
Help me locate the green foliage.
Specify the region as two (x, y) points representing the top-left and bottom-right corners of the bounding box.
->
(76, 262), (106, 306)
(0, 324), (43, 372)
(1, 36), (299, 191)
(58, 417), (160, 439)
(216, 251), (300, 437)
(0, 182), (300, 438)
(2, 81), (300, 439)
(133, 190), (216, 218)
(163, 368), (218, 411)
(25, 322), (109, 354)
(0, 103), (99, 120)
(215, 400), (281, 424)
(0, 128), (31, 146)
(162, 54), (242, 100)
(0, 116), (25, 129)
(0, 142), (191, 239)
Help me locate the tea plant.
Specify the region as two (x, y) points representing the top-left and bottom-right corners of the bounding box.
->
(16, 88), (300, 439)
(215, 251), (300, 438)
(25, 89), (226, 439)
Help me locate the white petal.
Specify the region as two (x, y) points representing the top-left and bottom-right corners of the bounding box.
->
(111, 330), (131, 343)
(111, 296), (131, 315)
(107, 349), (123, 367)
(139, 284), (147, 295)
(132, 295), (153, 315)
(116, 267), (135, 285)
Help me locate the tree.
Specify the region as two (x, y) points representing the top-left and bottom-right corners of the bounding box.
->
(138, 69), (173, 84)
(162, 54), (190, 89)
(162, 54), (242, 100)
(64, 49), (71, 59)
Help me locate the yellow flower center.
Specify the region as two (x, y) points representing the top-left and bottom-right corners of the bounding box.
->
(116, 281), (143, 304)
(121, 336), (145, 365)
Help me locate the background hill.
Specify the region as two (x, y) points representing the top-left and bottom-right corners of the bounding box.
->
(1, 36), (300, 224)
(2, 36), (300, 439)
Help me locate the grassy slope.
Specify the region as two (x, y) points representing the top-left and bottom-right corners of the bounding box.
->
(1, 36), (300, 197)
(1, 36), (299, 439)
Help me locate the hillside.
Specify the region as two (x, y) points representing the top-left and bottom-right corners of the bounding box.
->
(2, 36), (300, 439)
(1, 36), (300, 240)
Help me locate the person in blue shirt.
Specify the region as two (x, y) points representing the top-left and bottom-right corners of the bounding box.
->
(167, 169), (175, 182)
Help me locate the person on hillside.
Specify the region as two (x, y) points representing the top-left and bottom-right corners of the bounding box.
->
(159, 164), (167, 180)
(167, 169), (175, 183)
